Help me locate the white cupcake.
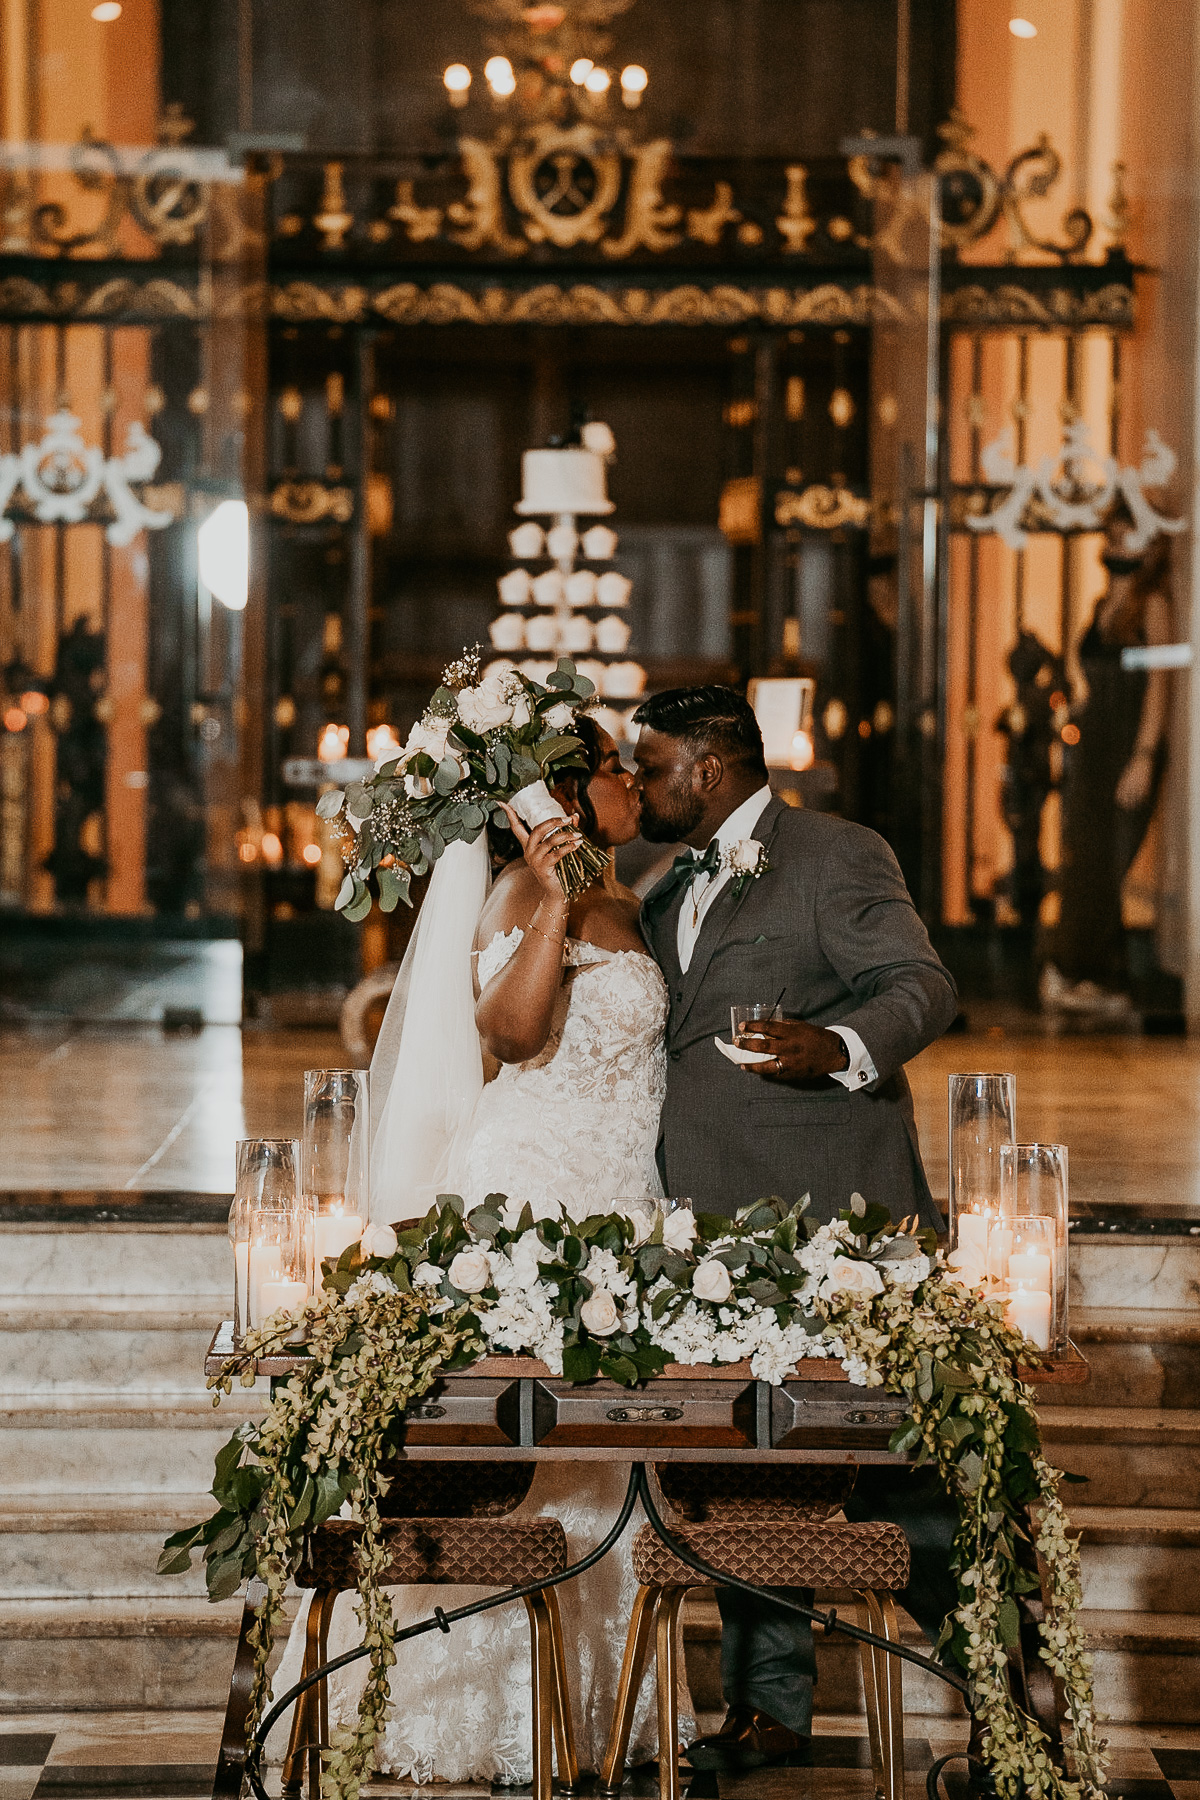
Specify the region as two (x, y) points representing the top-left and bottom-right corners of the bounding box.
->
(581, 524), (618, 561)
(565, 569), (598, 608)
(546, 521), (579, 561)
(559, 615), (594, 653)
(489, 614), (526, 651)
(531, 569), (565, 608)
(595, 614), (632, 653)
(596, 570), (632, 608)
(509, 522), (545, 559)
(497, 568), (532, 606)
(524, 614), (559, 651)
(603, 660), (647, 698)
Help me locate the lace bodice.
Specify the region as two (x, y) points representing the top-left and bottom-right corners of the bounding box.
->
(452, 930), (668, 1216)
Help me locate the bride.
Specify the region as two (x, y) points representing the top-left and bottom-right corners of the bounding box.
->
(269, 717), (694, 1783)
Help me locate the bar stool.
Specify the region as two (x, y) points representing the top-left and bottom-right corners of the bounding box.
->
(281, 1463), (579, 1800)
(600, 1466), (911, 1800)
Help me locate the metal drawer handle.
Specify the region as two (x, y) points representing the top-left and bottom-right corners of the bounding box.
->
(407, 1403), (447, 1420)
(605, 1405), (685, 1423)
(842, 1409), (907, 1426)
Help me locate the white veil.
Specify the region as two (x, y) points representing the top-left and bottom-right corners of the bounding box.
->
(368, 834), (490, 1222)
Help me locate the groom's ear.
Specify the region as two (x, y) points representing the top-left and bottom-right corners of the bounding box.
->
(695, 752), (725, 794)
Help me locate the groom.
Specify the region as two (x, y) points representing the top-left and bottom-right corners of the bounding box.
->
(634, 684), (960, 1772)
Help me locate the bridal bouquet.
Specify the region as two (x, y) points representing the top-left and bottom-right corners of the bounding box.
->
(318, 650), (610, 920)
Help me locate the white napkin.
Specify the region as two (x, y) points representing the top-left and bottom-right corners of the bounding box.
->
(715, 1036), (774, 1066)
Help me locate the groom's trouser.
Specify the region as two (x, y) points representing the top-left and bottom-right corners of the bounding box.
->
(716, 1466), (960, 1735)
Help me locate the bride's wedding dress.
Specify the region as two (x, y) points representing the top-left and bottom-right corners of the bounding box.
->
(269, 930), (695, 1784)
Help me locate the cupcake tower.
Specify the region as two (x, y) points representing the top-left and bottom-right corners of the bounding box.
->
(485, 428), (647, 742)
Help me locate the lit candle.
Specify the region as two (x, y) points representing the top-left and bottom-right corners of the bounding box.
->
(317, 1205), (363, 1263)
(248, 1242), (283, 1329)
(1008, 1249), (1052, 1290)
(258, 1277), (307, 1320)
(1006, 1287), (1052, 1351)
(986, 1225), (1014, 1281)
(956, 1208), (992, 1257)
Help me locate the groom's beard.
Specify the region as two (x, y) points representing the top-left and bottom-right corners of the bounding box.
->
(639, 778), (706, 844)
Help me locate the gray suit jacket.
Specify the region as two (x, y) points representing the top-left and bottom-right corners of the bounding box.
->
(640, 798), (957, 1230)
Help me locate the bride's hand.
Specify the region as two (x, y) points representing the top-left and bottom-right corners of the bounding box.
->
(499, 803), (582, 901)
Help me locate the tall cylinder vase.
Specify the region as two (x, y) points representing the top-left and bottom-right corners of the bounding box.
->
(236, 1138), (306, 1334)
(303, 1069), (369, 1270)
(948, 1072), (1016, 1282)
(1000, 1141), (1070, 1352)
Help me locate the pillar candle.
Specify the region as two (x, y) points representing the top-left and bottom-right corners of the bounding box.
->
(956, 1210), (992, 1257)
(317, 1210), (363, 1263)
(986, 1226), (1013, 1280)
(248, 1243), (283, 1329)
(1006, 1288), (1052, 1351)
(258, 1277), (307, 1321)
(1008, 1250), (1052, 1291)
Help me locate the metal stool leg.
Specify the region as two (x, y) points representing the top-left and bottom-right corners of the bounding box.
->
(654, 1586), (689, 1800)
(600, 1583), (660, 1792)
(281, 1591), (325, 1798)
(545, 1585), (581, 1792)
(307, 1588), (337, 1800)
(857, 1591), (904, 1800)
(525, 1592), (558, 1800)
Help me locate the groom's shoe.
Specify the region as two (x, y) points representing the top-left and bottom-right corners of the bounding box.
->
(684, 1706), (810, 1772)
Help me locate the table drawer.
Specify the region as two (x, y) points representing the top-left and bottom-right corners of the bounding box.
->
(771, 1382), (910, 1451)
(401, 1378), (521, 1446)
(532, 1379), (756, 1448)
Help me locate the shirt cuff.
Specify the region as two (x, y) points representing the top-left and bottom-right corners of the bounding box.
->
(827, 1025), (878, 1091)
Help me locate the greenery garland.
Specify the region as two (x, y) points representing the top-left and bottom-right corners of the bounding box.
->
(163, 1196), (1106, 1800)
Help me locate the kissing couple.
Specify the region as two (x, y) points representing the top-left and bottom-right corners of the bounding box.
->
(270, 685), (961, 1786)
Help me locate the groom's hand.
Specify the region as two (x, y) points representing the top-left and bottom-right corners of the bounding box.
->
(740, 1018), (850, 1083)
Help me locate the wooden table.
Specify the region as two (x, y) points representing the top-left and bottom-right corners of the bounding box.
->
(205, 1330), (1087, 1798)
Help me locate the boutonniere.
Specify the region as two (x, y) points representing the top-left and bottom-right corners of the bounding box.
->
(723, 838), (770, 897)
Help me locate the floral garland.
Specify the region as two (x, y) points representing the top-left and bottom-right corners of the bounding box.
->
(163, 1196), (1106, 1800)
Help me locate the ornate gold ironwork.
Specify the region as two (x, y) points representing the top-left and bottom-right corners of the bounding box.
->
(776, 165), (816, 254)
(270, 480), (354, 525)
(386, 179), (443, 243)
(687, 181), (744, 246)
(600, 137), (680, 256)
(940, 282), (1133, 329)
(446, 140), (529, 253)
(314, 162), (354, 252)
(507, 122), (623, 246)
(775, 484), (871, 530)
(933, 111), (1092, 262)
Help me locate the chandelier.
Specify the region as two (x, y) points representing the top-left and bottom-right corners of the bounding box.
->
(443, 0), (647, 117)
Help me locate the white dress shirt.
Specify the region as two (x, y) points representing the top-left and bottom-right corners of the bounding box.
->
(675, 784), (878, 1091)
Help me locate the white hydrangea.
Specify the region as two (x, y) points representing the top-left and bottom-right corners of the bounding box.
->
(346, 1270), (398, 1306)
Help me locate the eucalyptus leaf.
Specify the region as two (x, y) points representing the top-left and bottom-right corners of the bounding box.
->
(335, 872), (356, 911)
(316, 789), (345, 820)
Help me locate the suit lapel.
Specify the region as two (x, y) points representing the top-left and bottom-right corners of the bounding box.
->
(672, 796), (788, 1033)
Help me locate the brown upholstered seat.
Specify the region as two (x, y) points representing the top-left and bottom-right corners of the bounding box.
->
(298, 1514), (569, 1589)
(630, 1517), (910, 1592)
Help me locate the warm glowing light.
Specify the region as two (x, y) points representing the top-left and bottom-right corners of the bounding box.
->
(318, 722), (350, 763)
(302, 842), (323, 866)
(260, 832), (283, 865)
(366, 722), (401, 761)
(1009, 17), (1037, 36)
(485, 55), (516, 96)
(198, 500), (249, 611)
(91, 1), (122, 19)
(583, 64), (611, 94)
(789, 729), (815, 772)
(620, 63), (648, 92)
(443, 63), (471, 106)
(1061, 722), (1081, 746)
(20, 690), (48, 715)
(569, 57), (594, 83)
(238, 840), (258, 863)
(3, 706), (27, 732)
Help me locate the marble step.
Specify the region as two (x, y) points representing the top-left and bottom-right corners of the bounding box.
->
(1038, 1406), (1200, 1508)
(0, 1227), (230, 1299)
(1067, 1309), (1200, 1410)
(0, 1297), (221, 1394)
(1071, 1507), (1200, 1612)
(0, 1395), (260, 1495)
(0, 1494), (216, 1599)
(1071, 1237), (1200, 1312)
(0, 1596), (245, 1712)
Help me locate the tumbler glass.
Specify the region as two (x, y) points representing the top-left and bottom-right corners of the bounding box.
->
(948, 1073), (1016, 1271)
(1000, 1142), (1069, 1351)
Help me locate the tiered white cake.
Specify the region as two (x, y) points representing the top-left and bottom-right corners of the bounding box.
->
(487, 424), (645, 738)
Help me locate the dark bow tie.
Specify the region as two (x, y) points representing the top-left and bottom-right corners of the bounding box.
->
(658, 839), (721, 902)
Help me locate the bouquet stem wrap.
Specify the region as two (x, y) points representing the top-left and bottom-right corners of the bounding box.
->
(510, 779), (610, 898)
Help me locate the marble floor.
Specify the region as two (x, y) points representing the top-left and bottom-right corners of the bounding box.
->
(2, 1015), (1198, 1216)
(1, 1714), (1197, 1800)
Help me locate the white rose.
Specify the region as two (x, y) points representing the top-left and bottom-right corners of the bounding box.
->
(580, 1289), (622, 1336)
(405, 716), (451, 762)
(726, 838), (764, 876)
(581, 420), (616, 456)
(447, 1249), (492, 1294)
(693, 1258), (733, 1303)
(509, 693), (532, 728)
(662, 1210), (697, 1252)
(623, 1202), (656, 1247)
(404, 773), (434, 800)
(412, 1262), (444, 1288)
(457, 680), (514, 734)
(821, 1256), (885, 1299)
(543, 701), (576, 731)
(360, 1223), (398, 1260)
(944, 1249), (985, 1290)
